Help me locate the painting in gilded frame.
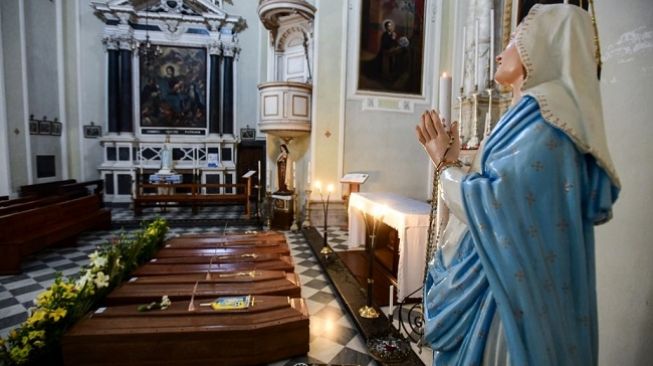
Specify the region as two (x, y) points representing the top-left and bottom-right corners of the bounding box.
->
(358, 0), (426, 95)
(140, 46), (207, 128)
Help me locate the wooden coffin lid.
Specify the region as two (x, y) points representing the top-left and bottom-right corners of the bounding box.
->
(155, 243), (290, 258)
(66, 296), (308, 335)
(132, 255), (295, 276)
(105, 273), (301, 305)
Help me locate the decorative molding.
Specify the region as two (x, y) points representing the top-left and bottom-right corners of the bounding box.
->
(208, 41), (222, 55)
(222, 42), (239, 57)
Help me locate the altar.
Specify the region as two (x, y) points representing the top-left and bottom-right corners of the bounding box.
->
(348, 192), (431, 301)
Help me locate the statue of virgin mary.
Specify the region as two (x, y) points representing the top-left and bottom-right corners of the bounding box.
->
(416, 4), (620, 365)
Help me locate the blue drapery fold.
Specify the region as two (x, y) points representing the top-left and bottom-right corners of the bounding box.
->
(423, 96), (619, 366)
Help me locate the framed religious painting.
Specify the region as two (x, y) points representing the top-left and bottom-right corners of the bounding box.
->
(357, 0), (426, 96)
(139, 46), (207, 130)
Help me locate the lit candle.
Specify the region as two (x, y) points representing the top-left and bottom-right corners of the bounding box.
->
(327, 183), (334, 193)
(372, 204), (386, 219)
(292, 161), (296, 190)
(439, 72), (452, 127)
(474, 18), (480, 90)
(257, 160), (261, 183)
(489, 8), (495, 87)
(460, 26), (467, 92)
(306, 161), (311, 185)
(314, 180), (322, 193)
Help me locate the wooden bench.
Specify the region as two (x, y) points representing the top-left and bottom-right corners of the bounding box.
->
(0, 196), (69, 216)
(0, 196), (39, 208)
(133, 178), (252, 216)
(19, 179), (77, 197)
(0, 195), (111, 274)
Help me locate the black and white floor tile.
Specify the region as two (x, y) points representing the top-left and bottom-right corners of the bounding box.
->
(0, 216), (378, 365)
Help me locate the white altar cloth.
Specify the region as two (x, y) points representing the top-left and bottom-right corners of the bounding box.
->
(348, 192), (431, 300)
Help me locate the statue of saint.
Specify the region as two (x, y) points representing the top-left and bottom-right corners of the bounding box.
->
(276, 144), (291, 193)
(416, 5), (620, 365)
(159, 135), (174, 174)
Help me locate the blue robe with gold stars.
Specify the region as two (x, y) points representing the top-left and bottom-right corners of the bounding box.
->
(423, 96), (619, 365)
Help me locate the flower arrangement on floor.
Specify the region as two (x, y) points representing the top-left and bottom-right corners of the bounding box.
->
(0, 218), (168, 366)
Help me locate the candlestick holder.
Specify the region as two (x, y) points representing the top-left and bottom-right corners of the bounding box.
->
(265, 191), (272, 231)
(484, 83), (495, 138)
(302, 189), (312, 228)
(317, 189), (333, 257)
(467, 87), (480, 148)
(290, 190), (299, 232)
(457, 86), (466, 142)
(358, 211), (383, 319)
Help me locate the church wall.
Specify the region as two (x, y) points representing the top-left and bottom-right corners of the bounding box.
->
(0, 6), (11, 196)
(1, 0), (31, 191)
(341, 0), (453, 200)
(76, 0), (107, 181)
(223, 0), (264, 139)
(310, 0), (347, 198)
(595, 0), (653, 364)
(25, 0), (62, 183)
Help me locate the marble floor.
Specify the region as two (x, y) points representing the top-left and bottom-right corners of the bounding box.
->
(0, 207), (383, 366)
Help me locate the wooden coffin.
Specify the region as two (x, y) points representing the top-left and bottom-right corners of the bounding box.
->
(149, 252), (285, 265)
(156, 241), (290, 257)
(132, 255), (295, 276)
(62, 296), (309, 366)
(106, 271), (301, 305)
(164, 233), (286, 249)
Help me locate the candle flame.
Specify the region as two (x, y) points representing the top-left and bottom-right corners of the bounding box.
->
(327, 184), (334, 193)
(442, 72), (449, 77)
(314, 180), (322, 192)
(372, 205), (387, 218)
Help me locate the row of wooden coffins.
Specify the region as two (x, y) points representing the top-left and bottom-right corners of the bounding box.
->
(62, 231), (309, 366)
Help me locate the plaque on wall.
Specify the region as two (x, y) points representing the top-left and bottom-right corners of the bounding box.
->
(139, 46), (207, 131)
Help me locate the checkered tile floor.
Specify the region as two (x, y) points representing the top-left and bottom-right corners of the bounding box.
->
(0, 221), (378, 365)
(110, 204), (247, 222)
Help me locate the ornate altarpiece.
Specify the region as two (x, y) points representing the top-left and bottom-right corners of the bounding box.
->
(92, 0), (245, 203)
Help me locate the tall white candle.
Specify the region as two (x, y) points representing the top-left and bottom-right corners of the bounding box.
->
(306, 161), (311, 185)
(489, 8), (495, 87)
(266, 169), (271, 191)
(460, 26), (467, 92)
(439, 72), (452, 127)
(258, 160), (261, 182)
(292, 161), (297, 190)
(474, 19), (480, 91)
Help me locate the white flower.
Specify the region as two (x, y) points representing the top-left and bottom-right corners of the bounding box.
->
(160, 295), (171, 310)
(93, 271), (110, 289)
(75, 270), (94, 290)
(89, 251), (107, 269)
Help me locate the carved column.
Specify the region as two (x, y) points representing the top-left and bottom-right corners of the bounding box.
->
(118, 37), (134, 133)
(208, 42), (222, 135)
(104, 36), (120, 133)
(222, 42), (237, 136)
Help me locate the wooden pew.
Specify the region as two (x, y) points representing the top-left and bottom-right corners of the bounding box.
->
(19, 179), (77, 197)
(62, 296), (309, 366)
(0, 196), (38, 208)
(105, 270), (301, 305)
(0, 196), (68, 217)
(133, 178), (252, 216)
(0, 195), (111, 274)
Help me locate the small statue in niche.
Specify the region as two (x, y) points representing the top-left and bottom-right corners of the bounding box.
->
(275, 144), (292, 193)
